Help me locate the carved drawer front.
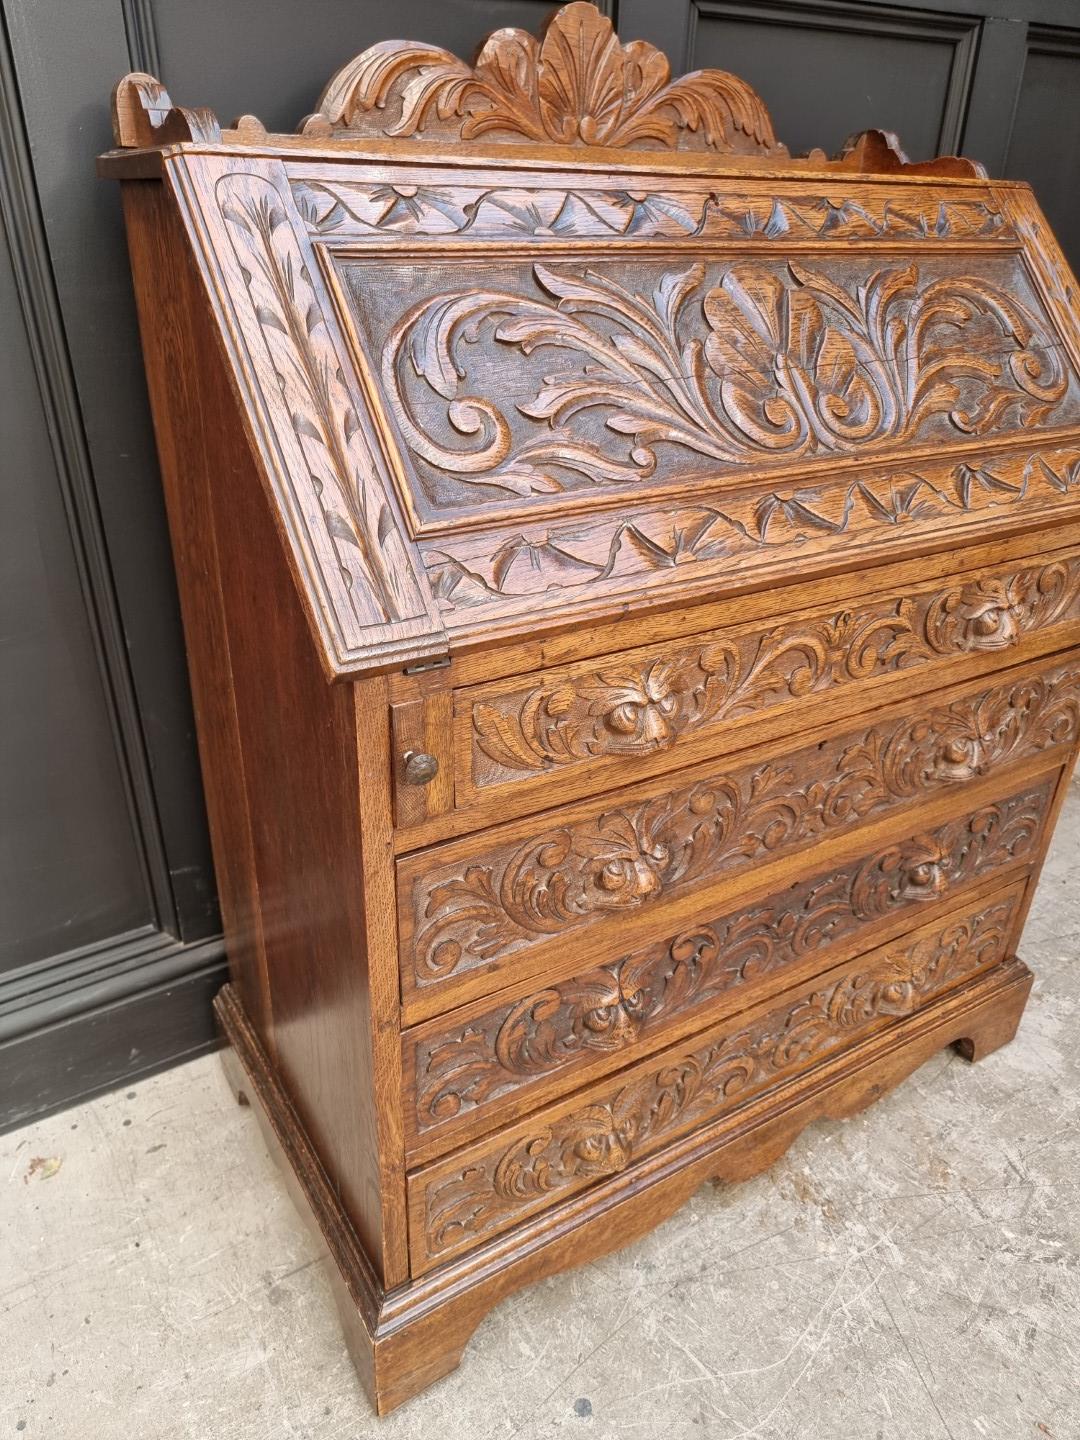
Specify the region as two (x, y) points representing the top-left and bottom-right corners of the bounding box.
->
(446, 552), (1080, 828)
(407, 883), (1025, 1272)
(397, 656), (1080, 1019)
(400, 791), (1042, 1159)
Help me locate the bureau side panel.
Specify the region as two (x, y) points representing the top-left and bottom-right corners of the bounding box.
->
(119, 179), (407, 1287)
(120, 179), (268, 1034)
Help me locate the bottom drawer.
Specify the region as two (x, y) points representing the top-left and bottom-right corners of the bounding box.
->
(407, 879), (1026, 1273)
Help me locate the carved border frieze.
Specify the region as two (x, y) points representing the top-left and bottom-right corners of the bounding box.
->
(294, 179), (1012, 244)
(425, 444), (1080, 613)
(198, 165), (450, 675)
(217, 171), (428, 626)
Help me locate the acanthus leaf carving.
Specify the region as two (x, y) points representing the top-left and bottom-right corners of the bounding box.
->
(422, 890), (1022, 1254)
(379, 257), (1073, 505)
(304, 2), (785, 155)
(411, 649), (1074, 986)
(470, 560), (1080, 782)
(412, 725), (1063, 1133)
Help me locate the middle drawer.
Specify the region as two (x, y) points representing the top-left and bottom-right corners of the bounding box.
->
(397, 651), (1080, 1024)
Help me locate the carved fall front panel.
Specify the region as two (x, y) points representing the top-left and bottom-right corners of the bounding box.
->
(413, 886), (1024, 1263)
(338, 249), (1080, 525)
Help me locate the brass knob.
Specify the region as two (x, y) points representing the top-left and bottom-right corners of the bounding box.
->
(402, 750), (439, 786)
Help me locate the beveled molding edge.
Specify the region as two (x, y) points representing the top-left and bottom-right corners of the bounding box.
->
(215, 955), (1031, 1414)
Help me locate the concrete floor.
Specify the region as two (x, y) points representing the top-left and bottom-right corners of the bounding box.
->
(4, 788), (1080, 1440)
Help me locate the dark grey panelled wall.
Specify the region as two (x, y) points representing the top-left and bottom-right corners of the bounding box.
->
(1, 0), (1079, 1129)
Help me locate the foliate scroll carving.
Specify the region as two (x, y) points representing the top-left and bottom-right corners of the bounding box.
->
(303, 2), (785, 156)
(411, 743), (1059, 1133)
(425, 444), (1080, 611)
(294, 179), (1011, 244)
(112, 72), (220, 147)
(377, 257), (1073, 505)
(421, 892), (1021, 1254)
(471, 560), (1080, 783)
(216, 173), (429, 632)
(412, 646), (1073, 984)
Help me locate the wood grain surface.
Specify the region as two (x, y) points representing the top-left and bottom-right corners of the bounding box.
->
(106, 0), (1080, 1414)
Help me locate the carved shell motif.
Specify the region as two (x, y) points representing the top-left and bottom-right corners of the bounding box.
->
(302, 2), (785, 155)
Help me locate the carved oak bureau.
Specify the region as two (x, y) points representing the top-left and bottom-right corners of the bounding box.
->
(102, 1), (1080, 1413)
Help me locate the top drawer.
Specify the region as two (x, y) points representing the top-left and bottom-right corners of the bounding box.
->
(392, 548), (1080, 843)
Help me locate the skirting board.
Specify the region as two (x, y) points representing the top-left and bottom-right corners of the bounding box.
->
(0, 936), (226, 1132)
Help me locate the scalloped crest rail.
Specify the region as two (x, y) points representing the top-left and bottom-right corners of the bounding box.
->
(110, 2), (986, 167)
(102, 0), (1080, 1416)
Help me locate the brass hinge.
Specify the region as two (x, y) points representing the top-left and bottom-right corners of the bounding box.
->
(402, 655), (451, 675)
